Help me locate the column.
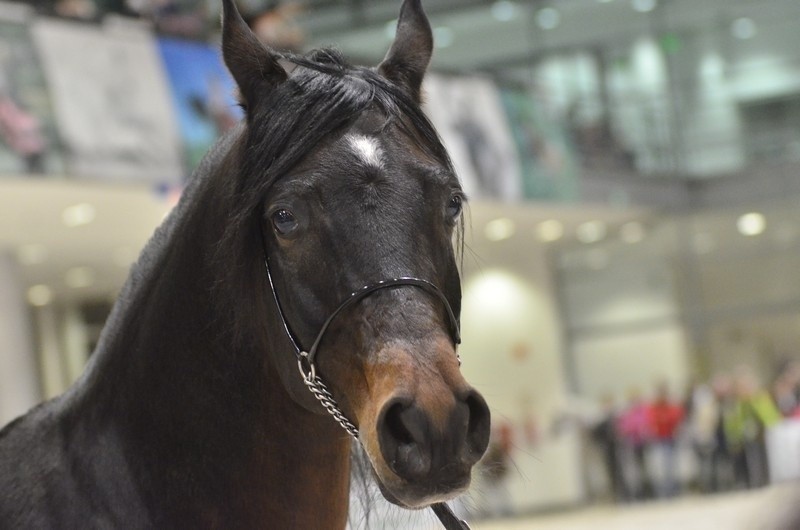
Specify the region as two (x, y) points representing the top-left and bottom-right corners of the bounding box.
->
(0, 252), (40, 426)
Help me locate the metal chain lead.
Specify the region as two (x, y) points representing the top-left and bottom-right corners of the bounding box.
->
(298, 355), (359, 439)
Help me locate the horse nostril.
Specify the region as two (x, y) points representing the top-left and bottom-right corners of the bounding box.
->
(378, 398), (432, 480)
(464, 390), (491, 464)
(378, 391), (490, 485)
(385, 401), (415, 445)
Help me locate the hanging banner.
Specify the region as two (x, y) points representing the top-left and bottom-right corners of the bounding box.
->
(0, 3), (63, 176)
(31, 17), (183, 183)
(157, 37), (242, 176)
(424, 74), (522, 201)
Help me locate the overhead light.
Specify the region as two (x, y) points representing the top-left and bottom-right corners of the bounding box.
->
(65, 266), (95, 289)
(731, 17), (757, 40)
(27, 285), (53, 307)
(491, 1), (517, 22)
(536, 219), (564, 242)
(485, 218), (515, 242)
(536, 7), (560, 30)
(16, 243), (48, 265)
(631, 0), (657, 13)
(737, 212), (766, 236)
(433, 26), (455, 48)
(62, 203), (96, 227)
(576, 221), (607, 243)
(620, 221), (646, 243)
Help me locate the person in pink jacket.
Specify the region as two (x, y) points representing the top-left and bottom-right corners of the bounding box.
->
(617, 388), (653, 500)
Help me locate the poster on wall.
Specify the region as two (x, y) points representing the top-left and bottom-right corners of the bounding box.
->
(0, 4), (63, 176)
(501, 89), (579, 202)
(423, 74), (522, 201)
(31, 17), (183, 184)
(157, 37), (242, 176)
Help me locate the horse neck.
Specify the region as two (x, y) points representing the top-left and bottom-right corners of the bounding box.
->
(253, 360), (353, 528)
(72, 175), (352, 528)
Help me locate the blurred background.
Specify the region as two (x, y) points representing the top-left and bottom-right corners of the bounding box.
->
(1, 0), (800, 528)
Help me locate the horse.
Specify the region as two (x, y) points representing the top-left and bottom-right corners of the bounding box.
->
(0, 0), (491, 527)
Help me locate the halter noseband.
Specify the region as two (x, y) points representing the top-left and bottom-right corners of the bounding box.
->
(263, 256), (471, 530)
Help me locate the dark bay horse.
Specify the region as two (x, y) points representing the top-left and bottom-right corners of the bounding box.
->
(0, 0), (490, 527)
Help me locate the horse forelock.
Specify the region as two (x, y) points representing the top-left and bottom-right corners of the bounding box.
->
(210, 47), (459, 346)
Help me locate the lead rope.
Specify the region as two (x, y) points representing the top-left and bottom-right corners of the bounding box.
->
(297, 354), (470, 530)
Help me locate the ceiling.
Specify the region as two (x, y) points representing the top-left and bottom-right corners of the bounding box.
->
(295, 0), (800, 74)
(0, 177), (172, 304)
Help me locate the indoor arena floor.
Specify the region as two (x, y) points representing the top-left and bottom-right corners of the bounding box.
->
(472, 483), (800, 530)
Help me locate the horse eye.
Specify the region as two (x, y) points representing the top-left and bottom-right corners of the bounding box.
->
(446, 195), (463, 220)
(271, 209), (298, 236)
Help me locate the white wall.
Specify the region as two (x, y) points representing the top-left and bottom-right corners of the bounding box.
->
(560, 249), (691, 401)
(573, 323), (690, 401)
(460, 250), (584, 511)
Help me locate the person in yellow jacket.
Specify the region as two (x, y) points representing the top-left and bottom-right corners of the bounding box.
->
(724, 369), (781, 488)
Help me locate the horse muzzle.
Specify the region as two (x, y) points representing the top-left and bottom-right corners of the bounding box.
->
(374, 387), (490, 507)
(351, 336), (490, 508)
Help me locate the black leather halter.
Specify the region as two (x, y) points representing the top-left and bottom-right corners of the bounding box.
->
(263, 256), (471, 530)
(264, 257), (461, 365)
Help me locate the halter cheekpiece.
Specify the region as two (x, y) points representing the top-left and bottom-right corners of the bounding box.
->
(263, 255), (471, 530)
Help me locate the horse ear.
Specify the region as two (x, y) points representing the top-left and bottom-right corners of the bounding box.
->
(377, 0), (433, 103)
(221, 0), (287, 110)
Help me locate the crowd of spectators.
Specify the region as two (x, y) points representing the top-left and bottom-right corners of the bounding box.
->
(590, 362), (800, 503)
(472, 361), (800, 519)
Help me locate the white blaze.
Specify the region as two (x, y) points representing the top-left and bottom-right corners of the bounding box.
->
(347, 134), (384, 169)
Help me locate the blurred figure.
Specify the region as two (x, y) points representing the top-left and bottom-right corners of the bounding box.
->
(55, 0), (98, 19)
(773, 373), (799, 417)
(648, 381), (685, 498)
(0, 71), (46, 174)
(476, 422), (514, 519)
(243, 1), (305, 53)
(685, 378), (719, 493)
(785, 361), (800, 402)
(617, 387), (653, 501)
(709, 373), (737, 492)
(773, 360), (800, 417)
(725, 368), (782, 489)
(121, 0), (211, 39)
(25, 0), (98, 19)
(550, 393), (608, 503)
(590, 393), (625, 502)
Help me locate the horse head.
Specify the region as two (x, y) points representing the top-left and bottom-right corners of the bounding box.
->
(220, 0), (490, 509)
